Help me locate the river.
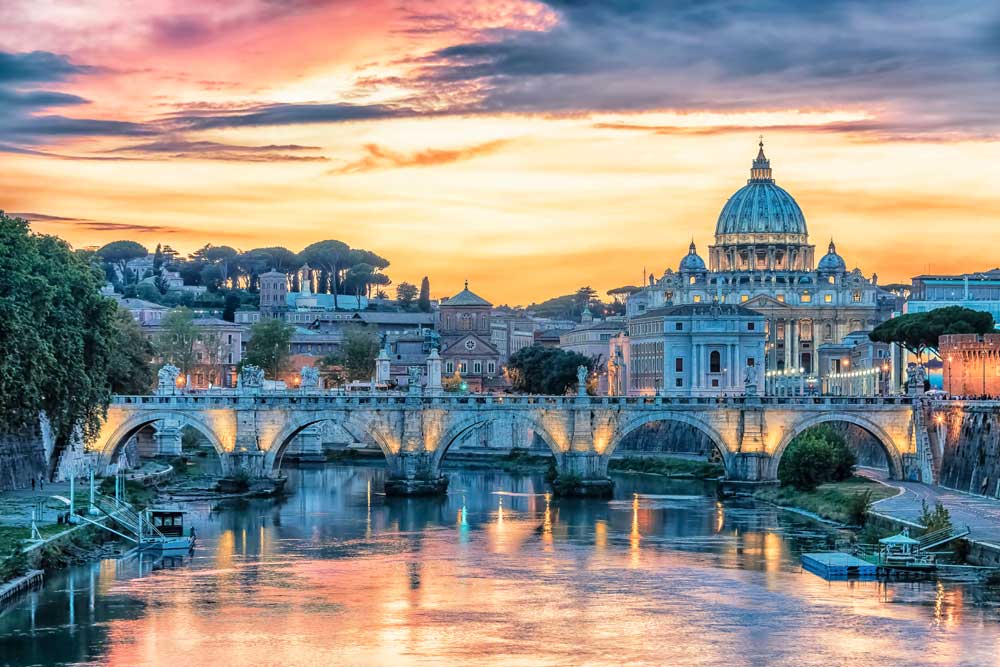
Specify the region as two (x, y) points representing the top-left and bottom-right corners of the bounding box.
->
(3, 465), (1000, 667)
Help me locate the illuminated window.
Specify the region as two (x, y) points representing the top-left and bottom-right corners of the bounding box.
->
(689, 276), (696, 284)
(776, 294), (785, 303)
(693, 295), (702, 303)
(852, 290), (862, 303)
(827, 276), (835, 284)
(801, 292), (812, 303)
(741, 294), (749, 302)
(824, 294), (833, 303)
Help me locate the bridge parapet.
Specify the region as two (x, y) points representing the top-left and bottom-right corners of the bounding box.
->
(96, 391), (924, 495)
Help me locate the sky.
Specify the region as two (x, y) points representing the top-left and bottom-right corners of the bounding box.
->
(2, 0), (1000, 305)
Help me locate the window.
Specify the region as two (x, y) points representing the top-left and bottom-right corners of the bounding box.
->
(747, 322), (755, 331)
(801, 292), (811, 303)
(801, 352), (812, 373)
(487, 361), (496, 374)
(446, 361), (454, 374)
(693, 295), (702, 303)
(675, 357), (684, 372)
(741, 294), (749, 302)
(824, 294), (832, 303)
(827, 276), (835, 284)
(689, 276), (696, 285)
(473, 361), (482, 374)
(776, 294), (785, 303)
(675, 322), (683, 331)
(710, 350), (721, 373)
(675, 378), (683, 387)
(711, 379), (719, 387)
(747, 357), (755, 367)
(852, 290), (862, 303)
(227, 334), (233, 345)
(459, 361), (468, 373)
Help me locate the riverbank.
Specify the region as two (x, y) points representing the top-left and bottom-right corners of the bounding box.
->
(608, 456), (724, 479)
(753, 475), (897, 526)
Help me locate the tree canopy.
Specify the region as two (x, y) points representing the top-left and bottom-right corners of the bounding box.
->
(506, 344), (594, 395)
(0, 213), (151, 447)
(244, 318), (296, 378)
(418, 277), (431, 312)
(327, 325), (381, 381)
(778, 426), (856, 491)
(396, 281), (418, 309)
(96, 240), (147, 284)
(156, 307), (199, 376)
(869, 306), (995, 358)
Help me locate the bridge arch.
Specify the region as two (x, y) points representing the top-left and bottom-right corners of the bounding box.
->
(98, 411), (228, 472)
(770, 413), (903, 480)
(265, 412), (396, 472)
(605, 411), (733, 475)
(430, 413), (563, 468)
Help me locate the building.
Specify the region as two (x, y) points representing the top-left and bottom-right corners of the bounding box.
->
(144, 317), (244, 389)
(941, 334), (1000, 397)
(255, 265), (367, 322)
(627, 303), (765, 397)
(817, 330), (902, 396)
(490, 312), (537, 362)
(438, 282), (503, 391)
(907, 270), (1000, 322)
(627, 141), (894, 385)
(117, 298), (167, 325)
(559, 310), (626, 394)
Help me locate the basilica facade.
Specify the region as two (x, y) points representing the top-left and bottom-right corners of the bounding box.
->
(625, 142), (895, 391)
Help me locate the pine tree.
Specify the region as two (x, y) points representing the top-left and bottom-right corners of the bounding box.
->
(418, 276), (431, 312)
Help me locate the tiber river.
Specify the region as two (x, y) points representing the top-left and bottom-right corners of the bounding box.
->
(3, 465), (1000, 667)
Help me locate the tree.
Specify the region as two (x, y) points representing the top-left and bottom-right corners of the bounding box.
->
(333, 325), (381, 381)
(157, 308), (199, 376)
(870, 306), (995, 361)
(244, 318), (295, 378)
(222, 292), (241, 322)
(96, 240), (147, 283)
(777, 427), (856, 491)
(345, 262), (374, 305)
(106, 310), (155, 394)
(396, 282), (418, 309)
(300, 239), (351, 310)
(918, 499), (953, 535)
(418, 276), (431, 312)
(607, 285), (640, 304)
(0, 213), (150, 454)
(506, 344), (594, 395)
(153, 243), (164, 272)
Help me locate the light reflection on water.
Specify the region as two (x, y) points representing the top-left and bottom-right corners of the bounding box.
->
(3, 465), (1000, 667)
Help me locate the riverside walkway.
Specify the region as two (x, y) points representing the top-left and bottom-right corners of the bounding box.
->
(862, 468), (1000, 545)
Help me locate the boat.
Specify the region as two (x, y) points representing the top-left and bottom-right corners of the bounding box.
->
(141, 508), (196, 552)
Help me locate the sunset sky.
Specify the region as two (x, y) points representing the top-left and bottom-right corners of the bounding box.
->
(2, 1), (999, 304)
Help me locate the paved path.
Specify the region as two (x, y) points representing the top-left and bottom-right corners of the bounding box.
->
(860, 468), (1000, 545)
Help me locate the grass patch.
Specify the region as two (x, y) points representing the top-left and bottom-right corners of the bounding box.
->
(754, 475), (895, 525)
(98, 477), (158, 509)
(609, 456), (724, 479)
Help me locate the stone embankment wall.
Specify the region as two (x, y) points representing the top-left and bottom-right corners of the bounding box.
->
(0, 424), (47, 491)
(939, 406), (1000, 497)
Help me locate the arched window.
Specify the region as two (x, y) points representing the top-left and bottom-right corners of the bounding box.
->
(710, 350), (721, 373)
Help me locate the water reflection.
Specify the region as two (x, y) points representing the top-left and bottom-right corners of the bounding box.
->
(2, 465), (1000, 667)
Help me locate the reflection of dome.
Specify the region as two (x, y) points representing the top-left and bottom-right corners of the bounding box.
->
(714, 141), (807, 240)
(817, 239), (846, 272)
(679, 241), (706, 272)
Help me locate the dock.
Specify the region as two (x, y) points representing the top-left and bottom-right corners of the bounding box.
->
(0, 570), (44, 606)
(801, 552), (877, 580)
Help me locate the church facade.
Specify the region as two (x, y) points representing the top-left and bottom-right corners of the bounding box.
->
(626, 142), (895, 390)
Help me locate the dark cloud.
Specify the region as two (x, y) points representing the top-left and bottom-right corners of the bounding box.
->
(108, 139), (328, 162)
(2, 114), (152, 142)
(0, 51), (92, 83)
(398, 0), (1000, 138)
(11, 212), (183, 234)
(329, 140), (512, 174)
(169, 102), (421, 130)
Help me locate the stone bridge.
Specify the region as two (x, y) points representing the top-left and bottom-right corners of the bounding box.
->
(88, 391), (924, 495)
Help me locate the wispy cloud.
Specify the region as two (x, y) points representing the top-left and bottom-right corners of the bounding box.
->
(11, 211), (183, 234)
(329, 139), (512, 174)
(108, 139), (328, 162)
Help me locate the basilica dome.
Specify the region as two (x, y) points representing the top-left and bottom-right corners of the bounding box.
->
(714, 142), (808, 242)
(679, 241), (706, 272)
(817, 240), (846, 272)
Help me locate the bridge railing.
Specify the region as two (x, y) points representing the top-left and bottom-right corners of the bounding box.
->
(110, 391), (918, 409)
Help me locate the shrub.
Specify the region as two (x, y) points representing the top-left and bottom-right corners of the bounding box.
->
(778, 427), (857, 491)
(918, 499), (952, 534)
(845, 489), (873, 526)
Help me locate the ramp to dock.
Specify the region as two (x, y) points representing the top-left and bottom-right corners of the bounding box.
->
(801, 552), (877, 580)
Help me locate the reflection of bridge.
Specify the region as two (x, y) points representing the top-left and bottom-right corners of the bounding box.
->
(89, 391), (924, 495)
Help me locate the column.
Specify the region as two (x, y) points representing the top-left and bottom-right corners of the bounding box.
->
(692, 344), (700, 391)
(782, 319), (790, 370)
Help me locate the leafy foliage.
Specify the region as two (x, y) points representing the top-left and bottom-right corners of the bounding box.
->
(156, 307), (199, 375)
(96, 240), (147, 283)
(418, 276), (431, 312)
(869, 306), (995, 358)
(244, 318), (296, 378)
(396, 281), (418, 309)
(0, 212), (148, 445)
(777, 426), (856, 491)
(106, 310), (155, 393)
(918, 499), (953, 534)
(328, 325), (381, 381)
(506, 344), (594, 395)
